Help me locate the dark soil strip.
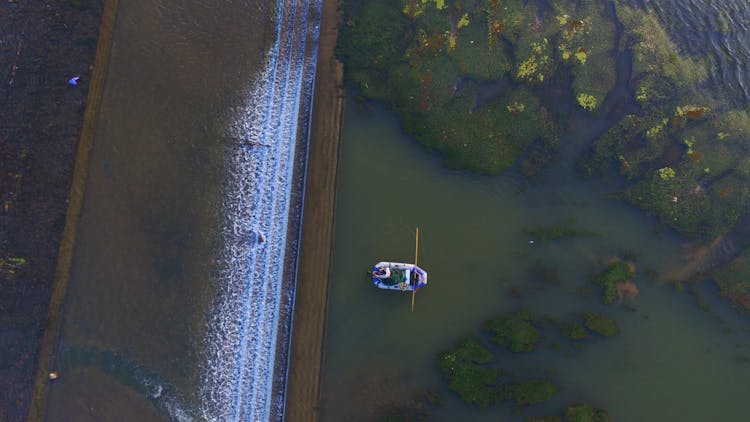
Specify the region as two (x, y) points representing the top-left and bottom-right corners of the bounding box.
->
(26, 1), (119, 420)
(0, 2), (105, 421)
(284, 0), (344, 420)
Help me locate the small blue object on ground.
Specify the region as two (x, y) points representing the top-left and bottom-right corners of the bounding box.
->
(68, 76), (80, 86)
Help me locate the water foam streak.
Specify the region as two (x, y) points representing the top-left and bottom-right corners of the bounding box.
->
(200, 0), (322, 420)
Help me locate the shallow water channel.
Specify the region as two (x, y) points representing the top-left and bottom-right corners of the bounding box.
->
(320, 96), (750, 421)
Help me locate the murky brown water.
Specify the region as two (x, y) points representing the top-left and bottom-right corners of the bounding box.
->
(46, 1), (271, 420)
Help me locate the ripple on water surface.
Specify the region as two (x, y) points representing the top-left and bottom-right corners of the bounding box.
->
(630, 0), (750, 105)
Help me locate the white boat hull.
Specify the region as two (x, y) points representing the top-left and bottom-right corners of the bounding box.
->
(372, 261), (427, 292)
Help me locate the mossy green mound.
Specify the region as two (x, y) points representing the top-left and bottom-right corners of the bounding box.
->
(581, 312), (619, 337)
(483, 309), (541, 352)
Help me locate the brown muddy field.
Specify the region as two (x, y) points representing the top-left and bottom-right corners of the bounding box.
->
(0, 1), (103, 420)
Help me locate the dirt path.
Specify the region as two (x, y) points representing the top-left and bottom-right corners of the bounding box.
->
(284, 0), (344, 420)
(0, 2), (104, 421)
(26, 1), (119, 420)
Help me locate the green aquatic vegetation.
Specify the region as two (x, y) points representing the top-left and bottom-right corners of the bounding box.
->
(615, 5), (708, 105)
(458, 13), (470, 29)
(516, 39), (550, 83)
(715, 109), (750, 141)
(673, 280), (684, 292)
(507, 102), (526, 113)
(402, 0), (445, 18)
(437, 338), (504, 407)
(737, 157), (750, 176)
(339, 1), (411, 70)
(575, 49), (587, 65)
(522, 217), (598, 243)
(530, 403), (610, 422)
(581, 312), (619, 337)
(657, 166), (676, 180)
(578, 9), (750, 242)
(564, 404), (610, 422)
(554, 5), (616, 113)
(340, 0), (626, 175)
(554, 320), (589, 340)
(688, 284), (713, 312)
(645, 118), (669, 140)
(576, 93), (597, 111)
(578, 114), (663, 178)
(675, 105), (711, 119)
(712, 246), (750, 312)
(374, 389), (441, 422)
(591, 261), (633, 304)
(398, 84), (550, 173)
(636, 86), (649, 102)
(449, 16), (510, 81)
(437, 306), (627, 412)
(683, 136), (695, 154)
(483, 309), (541, 352)
(507, 380), (559, 406)
(623, 158), (750, 240)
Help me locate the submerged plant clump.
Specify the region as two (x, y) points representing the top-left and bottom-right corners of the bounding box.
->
(711, 248), (750, 312)
(527, 403), (610, 422)
(581, 312), (619, 337)
(374, 389), (442, 422)
(483, 309), (541, 352)
(590, 260), (635, 304)
(437, 338), (504, 407)
(556, 321), (589, 341)
(508, 380), (559, 406)
(436, 336), (560, 409)
(522, 217), (598, 243)
(437, 309), (627, 411)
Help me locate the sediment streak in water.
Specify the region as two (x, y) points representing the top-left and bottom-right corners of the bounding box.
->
(200, 0), (321, 420)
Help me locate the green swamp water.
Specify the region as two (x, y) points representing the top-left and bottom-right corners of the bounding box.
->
(320, 97), (750, 421)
